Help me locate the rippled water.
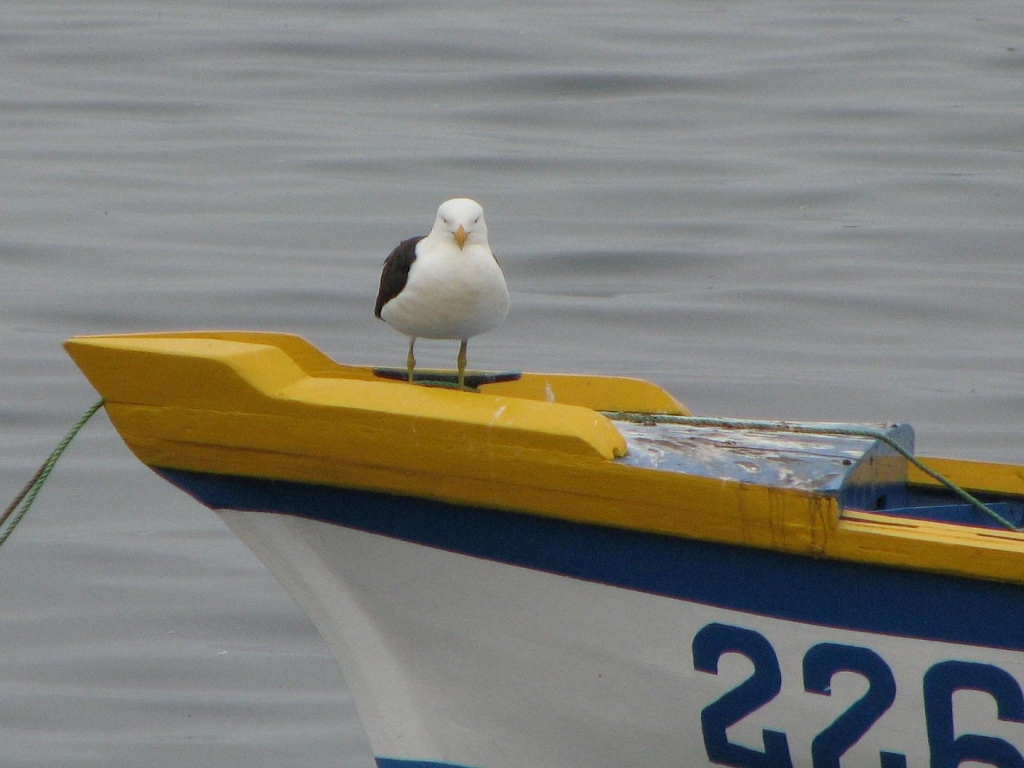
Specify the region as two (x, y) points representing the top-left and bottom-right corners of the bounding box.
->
(3, 2), (1023, 765)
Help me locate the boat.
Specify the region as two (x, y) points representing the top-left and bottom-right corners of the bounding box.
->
(64, 330), (1024, 768)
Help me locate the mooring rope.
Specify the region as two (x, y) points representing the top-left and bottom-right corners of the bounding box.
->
(0, 399), (105, 549)
(602, 411), (1020, 532)
(2, 400), (1014, 543)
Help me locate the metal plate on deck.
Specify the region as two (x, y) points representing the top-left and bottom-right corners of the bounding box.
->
(614, 420), (914, 495)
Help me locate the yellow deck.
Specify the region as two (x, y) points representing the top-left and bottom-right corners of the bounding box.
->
(65, 331), (1024, 585)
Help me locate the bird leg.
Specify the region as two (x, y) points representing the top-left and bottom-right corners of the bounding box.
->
(457, 339), (468, 390)
(406, 337), (417, 383)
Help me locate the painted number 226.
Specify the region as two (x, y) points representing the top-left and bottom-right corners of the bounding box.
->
(692, 622), (1024, 768)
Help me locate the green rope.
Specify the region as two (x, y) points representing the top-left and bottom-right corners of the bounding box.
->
(0, 399), (105, 549)
(603, 412), (1020, 532)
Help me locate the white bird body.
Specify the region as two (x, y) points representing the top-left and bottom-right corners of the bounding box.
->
(374, 198), (509, 387)
(379, 234), (508, 340)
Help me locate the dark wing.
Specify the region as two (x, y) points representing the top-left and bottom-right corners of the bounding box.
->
(374, 236), (424, 318)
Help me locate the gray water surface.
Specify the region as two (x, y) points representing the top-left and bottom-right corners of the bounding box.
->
(3, 2), (1023, 765)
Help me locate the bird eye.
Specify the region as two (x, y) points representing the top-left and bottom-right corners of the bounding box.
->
(473, 216), (480, 224)
(441, 216), (450, 224)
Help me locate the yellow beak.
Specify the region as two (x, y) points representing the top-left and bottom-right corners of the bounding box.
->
(454, 225), (468, 250)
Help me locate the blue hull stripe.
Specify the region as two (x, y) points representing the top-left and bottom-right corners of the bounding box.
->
(376, 760), (472, 768)
(158, 469), (1024, 652)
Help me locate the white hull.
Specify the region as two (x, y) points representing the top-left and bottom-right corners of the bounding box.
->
(219, 509), (1024, 768)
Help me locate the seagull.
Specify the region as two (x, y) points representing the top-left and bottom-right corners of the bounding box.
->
(374, 197), (509, 390)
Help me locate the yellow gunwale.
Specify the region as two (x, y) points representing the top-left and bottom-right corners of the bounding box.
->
(65, 331), (1024, 586)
